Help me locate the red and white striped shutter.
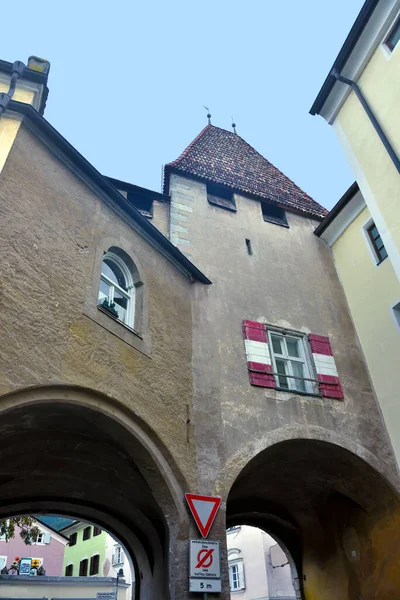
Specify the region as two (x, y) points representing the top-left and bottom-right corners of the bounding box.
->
(242, 320), (275, 388)
(308, 334), (344, 399)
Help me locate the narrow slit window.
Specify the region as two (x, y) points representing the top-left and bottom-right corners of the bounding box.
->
(245, 239), (253, 255)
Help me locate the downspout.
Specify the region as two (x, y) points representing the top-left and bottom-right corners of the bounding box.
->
(0, 61), (26, 120)
(332, 70), (400, 174)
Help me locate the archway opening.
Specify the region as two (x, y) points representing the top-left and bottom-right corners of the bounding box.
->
(0, 513), (135, 600)
(227, 439), (400, 600)
(0, 391), (182, 600)
(226, 525), (297, 600)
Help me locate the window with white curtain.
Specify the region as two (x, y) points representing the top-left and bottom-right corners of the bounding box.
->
(229, 560), (245, 591)
(98, 251), (135, 328)
(268, 331), (313, 394)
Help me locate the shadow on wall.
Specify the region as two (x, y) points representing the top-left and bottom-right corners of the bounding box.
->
(227, 439), (400, 600)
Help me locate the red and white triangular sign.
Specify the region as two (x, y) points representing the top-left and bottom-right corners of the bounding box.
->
(185, 493), (222, 538)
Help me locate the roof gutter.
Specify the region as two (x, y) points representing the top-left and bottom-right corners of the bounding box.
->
(7, 100), (211, 285)
(314, 181), (359, 237)
(309, 0), (380, 115)
(332, 70), (400, 174)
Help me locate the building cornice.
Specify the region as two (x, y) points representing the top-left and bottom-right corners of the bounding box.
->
(310, 0), (400, 123)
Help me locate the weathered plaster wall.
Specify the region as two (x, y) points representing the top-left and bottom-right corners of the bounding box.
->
(0, 125), (196, 489)
(334, 33), (400, 281)
(169, 172), (400, 599)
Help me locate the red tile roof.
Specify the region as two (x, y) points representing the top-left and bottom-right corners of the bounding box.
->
(164, 125), (327, 219)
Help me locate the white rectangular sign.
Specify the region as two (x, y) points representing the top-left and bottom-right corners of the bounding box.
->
(189, 578), (222, 592)
(190, 539), (220, 579)
(97, 593), (116, 600)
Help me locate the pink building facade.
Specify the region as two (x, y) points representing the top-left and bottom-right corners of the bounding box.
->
(0, 519), (68, 575)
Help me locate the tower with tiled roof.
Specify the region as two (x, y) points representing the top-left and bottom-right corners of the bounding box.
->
(163, 124), (327, 269)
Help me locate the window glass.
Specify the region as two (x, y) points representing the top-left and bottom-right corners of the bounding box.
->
(268, 332), (313, 394)
(367, 222), (387, 263)
(385, 15), (400, 51)
(98, 251), (135, 328)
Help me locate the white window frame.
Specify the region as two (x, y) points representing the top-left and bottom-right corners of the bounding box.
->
(113, 545), (123, 565)
(0, 556), (7, 571)
(381, 8), (400, 59)
(98, 252), (135, 328)
(391, 300), (400, 334)
(34, 532), (44, 545)
(229, 559), (245, 591)
(267, 331), (313, 394)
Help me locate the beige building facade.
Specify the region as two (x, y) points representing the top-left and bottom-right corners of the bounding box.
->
(311, 0), (400, 465)
(0, 54), (400, 600)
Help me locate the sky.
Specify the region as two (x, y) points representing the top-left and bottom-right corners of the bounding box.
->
(2, 0), (364, 210)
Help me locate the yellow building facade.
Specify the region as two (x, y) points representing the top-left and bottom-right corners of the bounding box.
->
(312, 0), (400, 463)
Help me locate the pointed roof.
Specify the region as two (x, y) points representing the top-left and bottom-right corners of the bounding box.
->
(164, 125), (327, 219)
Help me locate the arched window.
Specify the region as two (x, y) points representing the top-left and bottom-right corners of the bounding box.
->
(98, 251), (135, 328)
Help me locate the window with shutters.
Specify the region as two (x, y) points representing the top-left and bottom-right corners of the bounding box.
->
(242, 320), (344, 399)
(65, 564), (73, 576)
(113, 545), (123, 565)
(228, 559), (245, 591)
(268, 331), (315, 394)
(83, 526), (91, 541)
(79, 558), (88, 576)
(90, 554), (100, 576)
(93, 526), (102, 537)
(69, 532), (77, 546)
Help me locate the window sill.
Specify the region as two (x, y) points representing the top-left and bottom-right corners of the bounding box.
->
(275, 387), (322, 398)
(97, 306), (142, 338)
(83, 302), (151, 356)
(263, 216), (289, 228)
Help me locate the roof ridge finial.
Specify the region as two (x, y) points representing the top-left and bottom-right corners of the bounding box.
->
(231, 116), (237, 134)
(203, 105), (211, 125)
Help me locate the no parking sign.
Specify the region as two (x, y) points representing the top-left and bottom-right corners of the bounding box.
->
(190, 539), (220, 579)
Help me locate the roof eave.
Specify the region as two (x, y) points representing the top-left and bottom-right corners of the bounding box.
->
(314, 181), (359, 237)
(309, 0), (380, 116)
(164, 165), (327, 221)
(7, 101), (211, 285)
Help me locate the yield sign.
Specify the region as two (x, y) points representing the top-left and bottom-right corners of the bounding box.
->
(185, 493), (222, 538)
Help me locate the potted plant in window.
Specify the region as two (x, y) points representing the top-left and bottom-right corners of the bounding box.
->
(99, 298), (119, 318)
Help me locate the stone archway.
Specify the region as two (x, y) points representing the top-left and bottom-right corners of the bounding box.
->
(227, 439), (400, 600)
(0, 385), (187, 600)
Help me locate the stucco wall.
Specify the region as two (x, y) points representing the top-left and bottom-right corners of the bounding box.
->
(0, 125), (196, 490)
(335, 31), (400, 280)
(62, 525), (106, 577)
(0, 525), (65, 576)
(332, 205), (400, 461)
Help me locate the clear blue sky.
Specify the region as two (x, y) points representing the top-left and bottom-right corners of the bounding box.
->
(2, 0), (363, 209)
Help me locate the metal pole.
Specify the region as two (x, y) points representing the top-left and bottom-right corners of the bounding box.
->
(203, 594), (208, 600)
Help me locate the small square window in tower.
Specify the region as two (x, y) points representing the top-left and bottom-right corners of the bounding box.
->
(127, 190), (154, 218)
(207, 183), (236, 212)
(261, 202), (288, 227)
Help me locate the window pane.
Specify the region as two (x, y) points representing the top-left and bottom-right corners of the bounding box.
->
(369, 225), (379, 240)
(291, 361), (306, 392)
(102, 259), (127, 291)
(386, 17), (400, 50)
(276, 359), (289, 388)
(379, 246), (388, 261)
(98, 279), (110, 304)
(286, 338), (300, 358)
(114, 290), (128, 322)
(271, 335), (283, 355)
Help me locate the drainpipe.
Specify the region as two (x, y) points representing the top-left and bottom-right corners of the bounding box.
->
(332, 70), (400, 174)
(0, 61), (26, 120)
